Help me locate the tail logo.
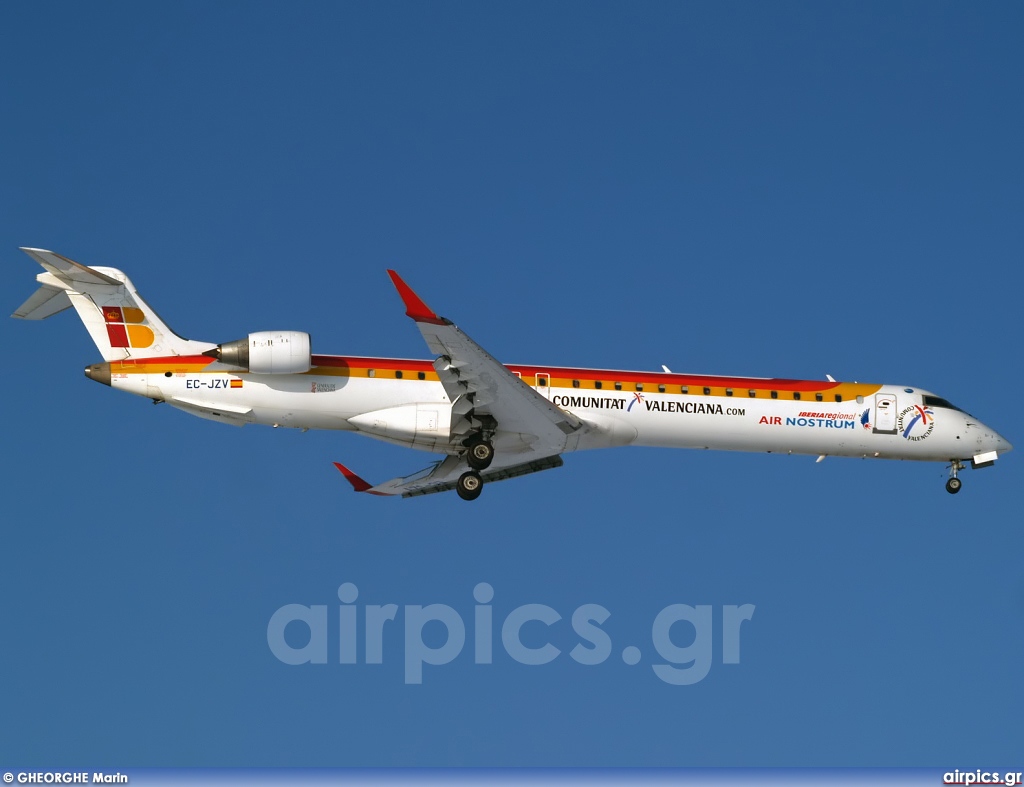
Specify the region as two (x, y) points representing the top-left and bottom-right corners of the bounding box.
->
(101, 305), (154, 349)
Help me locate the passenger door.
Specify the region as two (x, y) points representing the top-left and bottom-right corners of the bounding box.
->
(873, 394), (898, 434)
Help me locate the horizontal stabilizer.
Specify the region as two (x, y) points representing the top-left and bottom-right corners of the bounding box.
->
(12, 284), (72, 320)
(20, 247), (121, 286)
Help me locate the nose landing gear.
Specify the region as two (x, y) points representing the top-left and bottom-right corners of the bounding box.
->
(945, 460), (965, 494)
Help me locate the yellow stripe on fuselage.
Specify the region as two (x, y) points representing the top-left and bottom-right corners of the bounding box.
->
(112, 356), (883, 404)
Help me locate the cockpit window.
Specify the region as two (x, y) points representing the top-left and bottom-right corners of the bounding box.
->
(923, 395), (964, 412)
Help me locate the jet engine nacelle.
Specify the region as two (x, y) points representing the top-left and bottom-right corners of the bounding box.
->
(205, 331), (312, 374)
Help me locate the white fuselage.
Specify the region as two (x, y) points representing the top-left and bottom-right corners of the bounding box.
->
(109, 356), (1010, 465)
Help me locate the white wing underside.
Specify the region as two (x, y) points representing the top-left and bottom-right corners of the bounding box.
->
(351, 272), (591, 497)
(421, 321), (584, 448)
(366, 452), (565, 498)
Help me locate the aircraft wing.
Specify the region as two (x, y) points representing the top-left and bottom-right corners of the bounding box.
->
(335, 451), (563, 498)
(386, 270), (586, 455)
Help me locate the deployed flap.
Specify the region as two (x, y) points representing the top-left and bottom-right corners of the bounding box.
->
(386, 270), (585, 455)
(335, 450), (563, 498)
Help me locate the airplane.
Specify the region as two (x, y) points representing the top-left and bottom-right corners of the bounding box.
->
(12, 248), (1012, 500)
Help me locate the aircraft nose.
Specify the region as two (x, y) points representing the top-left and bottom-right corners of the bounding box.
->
(979, 423), (1013, 455)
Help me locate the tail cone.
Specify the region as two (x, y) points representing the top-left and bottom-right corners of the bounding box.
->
(84, 362), (111, 386)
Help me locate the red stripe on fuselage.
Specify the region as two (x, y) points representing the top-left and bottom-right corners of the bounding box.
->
(118, 352), (843, 392)
(312, 355), (435, 372)
(112, 355), (216, 368)
(314, 355), (838, 390)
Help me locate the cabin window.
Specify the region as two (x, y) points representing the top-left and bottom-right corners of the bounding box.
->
(417, 371), (426, 381)
(703, 386), (711, 396)
(636, 383), (643, 392)
(572, 379), (580, 388)
(835, 394), (843, 402)
(395, 370), (403, 379)
(614, 382), (622, 390)
(771, 390), (778, 399)
(658, 384), (665, 393)
(748, 389), (756, 397)
(681, 386), (688, 394)
(793, 392), (801, 400)
(725, 388), (733, 397)
(537, 377), (547, 386)
(367, 369), (375, 378)
(815, 392), (823, 402)
(595, 381), (603, 390)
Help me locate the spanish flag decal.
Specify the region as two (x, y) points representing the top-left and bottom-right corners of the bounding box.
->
(230, 379), (243, 389)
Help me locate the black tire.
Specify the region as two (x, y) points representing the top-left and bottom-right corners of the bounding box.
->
(457, 470), (484, 501)
(946, 477), (962, 495)
(466, 438), (494, 471)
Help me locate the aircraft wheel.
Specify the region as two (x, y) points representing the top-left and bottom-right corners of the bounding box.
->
(945, 477), (962, 495)
(466, 438), (494, 471)
(457, 471), (484, 501)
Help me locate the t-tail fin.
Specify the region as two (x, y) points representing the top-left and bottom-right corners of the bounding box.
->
(12, 248), (214, 360)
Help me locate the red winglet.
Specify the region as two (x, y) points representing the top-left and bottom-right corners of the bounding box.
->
(333, 462), (374, 493)
(386, 270), (447, 325)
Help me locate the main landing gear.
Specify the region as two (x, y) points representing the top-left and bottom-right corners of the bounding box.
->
(466, 435), (494, 470)
(946, 460), (965, 495)
(457, 470), (483, 501)
(458, 435), (494, 500)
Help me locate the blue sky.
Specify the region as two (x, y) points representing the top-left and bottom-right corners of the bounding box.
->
(1, 1), (1021, 768)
